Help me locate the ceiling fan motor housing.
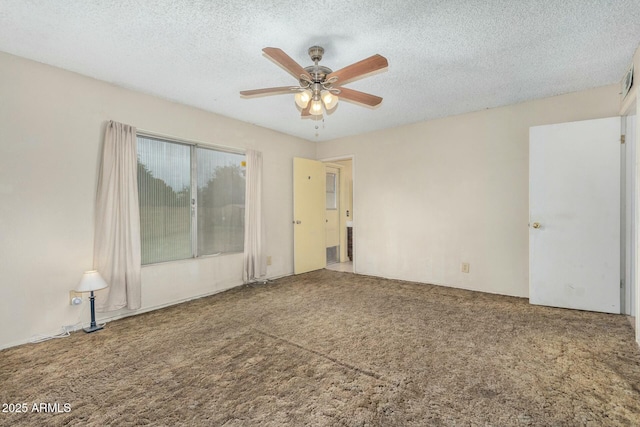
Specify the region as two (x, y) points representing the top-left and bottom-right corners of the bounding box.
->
(301, 46), (333, 85)
(302, 65), (333, 84)
(308, 46), (324, 62)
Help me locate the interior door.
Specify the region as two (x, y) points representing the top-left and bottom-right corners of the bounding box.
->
(293, 157), (326, 274)
(529, 117), (620, 313)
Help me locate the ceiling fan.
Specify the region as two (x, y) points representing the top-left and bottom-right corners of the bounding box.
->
(240, 46), (388, 118)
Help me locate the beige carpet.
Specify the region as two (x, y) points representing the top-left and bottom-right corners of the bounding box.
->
(1, 270), (640, 426)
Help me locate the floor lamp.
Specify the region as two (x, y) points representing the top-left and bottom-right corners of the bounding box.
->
(76, 270), (108, 333)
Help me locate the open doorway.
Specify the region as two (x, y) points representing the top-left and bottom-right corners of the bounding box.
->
(291, 156), (355, 275)
(323, 158), (354, 273)
(325, 165), (341, 265)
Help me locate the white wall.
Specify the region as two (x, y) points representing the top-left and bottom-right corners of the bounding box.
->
(316, 85), (620, 297)
(0, 52), (314, 349)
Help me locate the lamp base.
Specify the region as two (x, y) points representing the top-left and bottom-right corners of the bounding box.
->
(83, 290), (103, 333)
(83, 324), (104, 333)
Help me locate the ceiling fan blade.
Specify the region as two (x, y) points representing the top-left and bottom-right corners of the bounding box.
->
(263, 47), (312, 81)
(240, 86), (296, 97)
(301, 102), (311, 117)
(336, 87), (383, 107)
(327, 54), (388, 86)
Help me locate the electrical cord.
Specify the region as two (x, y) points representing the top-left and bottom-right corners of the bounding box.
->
(29, 328), (71, 344)
(28, 295), (95, 343)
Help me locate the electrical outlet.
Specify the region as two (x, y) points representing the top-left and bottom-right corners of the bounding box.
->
(461, 262), (470, 273)
(267, 256), (272, 266)
(69, 291), (83, 305)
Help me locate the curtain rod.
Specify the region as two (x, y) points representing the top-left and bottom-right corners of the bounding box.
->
(136, 128), (246, 155)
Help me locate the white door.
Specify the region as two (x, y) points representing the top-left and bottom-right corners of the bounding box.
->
(529, 117), (621, 314)
(293, 157), (326, 274)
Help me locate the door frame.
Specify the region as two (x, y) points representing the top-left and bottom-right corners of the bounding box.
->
(320, 155), (356, 273)
(621, 97), (639, 345)
(622, 114), (636, 318)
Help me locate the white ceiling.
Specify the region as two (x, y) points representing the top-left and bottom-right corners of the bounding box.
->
(1, 0), (639, 142)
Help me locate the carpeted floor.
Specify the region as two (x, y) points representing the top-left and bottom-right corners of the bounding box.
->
(1, 270), (640, 426)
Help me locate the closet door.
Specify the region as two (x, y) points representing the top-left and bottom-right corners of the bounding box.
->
(529, 117), (620, 313)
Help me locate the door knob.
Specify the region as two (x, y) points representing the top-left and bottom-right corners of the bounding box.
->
(296, 220), (301, 224)
(532, 222), (541, 229)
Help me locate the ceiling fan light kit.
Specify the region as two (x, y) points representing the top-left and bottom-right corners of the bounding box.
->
(310, 99), (323, 116)
(240, 46), (388, 120)
(321, 90), (338, 109)
(294, 89), (312, 108)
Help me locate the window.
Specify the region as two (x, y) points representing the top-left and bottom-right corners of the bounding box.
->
(137, 135), (245, 265)
(326, 172), (337, 209)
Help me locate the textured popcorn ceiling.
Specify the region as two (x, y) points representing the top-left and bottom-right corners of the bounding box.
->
(1, 1), (639, 142)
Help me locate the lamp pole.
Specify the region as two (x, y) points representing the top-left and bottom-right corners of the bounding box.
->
(84, 290), (103, 333)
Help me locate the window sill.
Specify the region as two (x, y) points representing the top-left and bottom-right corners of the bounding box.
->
(141, 251), (243, 268)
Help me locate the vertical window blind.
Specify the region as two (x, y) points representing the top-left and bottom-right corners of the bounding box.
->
(137, 135), (245, 265)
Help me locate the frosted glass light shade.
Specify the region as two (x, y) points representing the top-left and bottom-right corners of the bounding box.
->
(310, 99), (323, 116)
(76, 270), (108, 292)
(321, 91), (339, 110)
(294, 90), (312, 108)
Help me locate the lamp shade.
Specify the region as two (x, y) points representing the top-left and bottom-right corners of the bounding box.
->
(321, 91), (339, 110)
(310, 99), (323, 116)
(294, 89), (312, 108)
(76, 270), (108, 293)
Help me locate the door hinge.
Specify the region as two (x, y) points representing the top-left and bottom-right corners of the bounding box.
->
(621, 135), (626, 144)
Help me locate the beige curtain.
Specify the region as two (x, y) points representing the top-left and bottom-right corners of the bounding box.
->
(94, 121), (142, 311)
(243, 149), (267, 282)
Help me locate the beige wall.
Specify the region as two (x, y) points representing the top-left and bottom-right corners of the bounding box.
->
(316, 85), (621, 297)
(0, 52), (314, 349)
(0, 48), (625, 349)
(335, 159), (353, 221)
